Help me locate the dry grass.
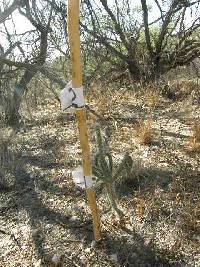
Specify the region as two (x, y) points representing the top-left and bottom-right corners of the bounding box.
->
(136, 119), (153, 145)
(0, 128), (17, 190)
(193, 122), (200, 142)
(188, 122), (200, 152)
(135, 198), (146, 219)
(87, 85), (132, 117)
(144, 83), (161, 109)
(166, 80), (200, 100)
(175, 80), (199, 94)
(1, 83), (200, 266)
(87, 85), (112, 115)
(145, 90), (160, 109)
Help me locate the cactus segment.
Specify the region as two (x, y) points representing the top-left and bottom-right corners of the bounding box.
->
(92, 125), (133, 219)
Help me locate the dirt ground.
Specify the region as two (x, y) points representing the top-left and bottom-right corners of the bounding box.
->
(0, 85), (200, 266)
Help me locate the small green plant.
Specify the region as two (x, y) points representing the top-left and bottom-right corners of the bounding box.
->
(92, 125), (133, 219)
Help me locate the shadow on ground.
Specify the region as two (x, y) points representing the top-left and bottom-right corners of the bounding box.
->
(101, 228), (185, 266)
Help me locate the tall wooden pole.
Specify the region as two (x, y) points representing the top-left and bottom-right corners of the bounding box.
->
(68, 0), (101, 241)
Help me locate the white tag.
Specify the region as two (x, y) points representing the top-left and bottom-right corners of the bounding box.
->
(72, 166), (94, 189)
(60, 81), (74, 111)
(60, 81), (85, 111)
(73, 86), (85, 107)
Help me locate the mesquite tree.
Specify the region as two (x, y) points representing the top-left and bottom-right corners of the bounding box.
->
(0, 0), (66, 127)
(81, 0), (200, 82)
(0, 0), (200, 127)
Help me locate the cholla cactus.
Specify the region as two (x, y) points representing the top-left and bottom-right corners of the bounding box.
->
(92, 125), (133, 219)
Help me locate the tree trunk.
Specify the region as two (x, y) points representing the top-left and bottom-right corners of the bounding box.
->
(127, 60), (142, 82)
(6, 90), (21, 128)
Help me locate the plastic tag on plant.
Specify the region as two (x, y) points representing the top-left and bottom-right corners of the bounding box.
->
(72, 166), (94, 189)
(60, 81), (74, 111)
(60, 81), (85, 111)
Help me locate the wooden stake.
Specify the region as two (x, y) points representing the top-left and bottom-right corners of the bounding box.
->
(68, 0), (101, 241)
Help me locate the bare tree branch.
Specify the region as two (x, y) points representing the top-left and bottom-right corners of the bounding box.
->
(0, 0), (26, 24)
(141, 0), (153, 57)
(99, 0), (130, 51)
(0, 56), (65, 86)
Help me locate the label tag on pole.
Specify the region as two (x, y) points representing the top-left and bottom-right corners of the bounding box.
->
(60, 81), (85, 111)
(72, 166), (94, 189)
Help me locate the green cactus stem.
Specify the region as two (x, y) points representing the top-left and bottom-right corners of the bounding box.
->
(92, 124), (133, 219)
